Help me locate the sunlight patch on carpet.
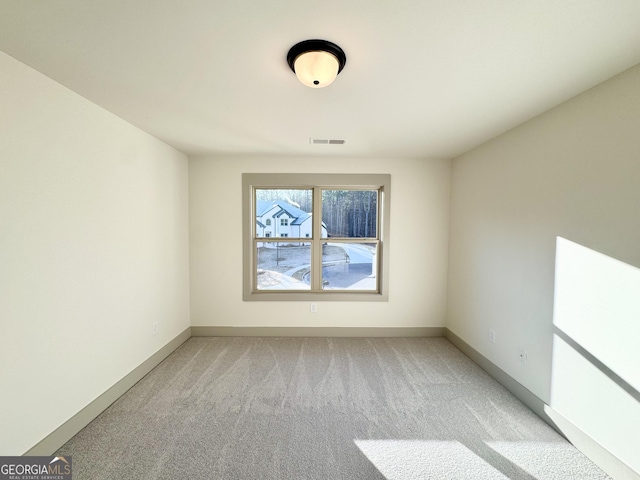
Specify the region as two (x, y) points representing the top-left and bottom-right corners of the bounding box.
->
(354, 440), (508, 480)
(486, 441), (610, 479)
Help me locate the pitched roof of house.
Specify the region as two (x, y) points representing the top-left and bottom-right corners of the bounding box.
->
(256, 200), (310, 225)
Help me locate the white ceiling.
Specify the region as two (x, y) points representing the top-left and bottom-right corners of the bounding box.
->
(2, 1), (640, 159)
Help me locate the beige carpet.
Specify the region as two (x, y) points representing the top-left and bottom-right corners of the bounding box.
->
(57, 337), (610, 479)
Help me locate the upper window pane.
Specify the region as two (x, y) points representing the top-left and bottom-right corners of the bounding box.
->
(322, 190), (378, 238)
(255, 189), (312, 239)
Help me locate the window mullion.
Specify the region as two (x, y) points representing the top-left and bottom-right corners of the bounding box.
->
(312, 186), (322, 291)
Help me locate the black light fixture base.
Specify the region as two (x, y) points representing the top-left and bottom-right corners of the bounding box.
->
(286, 39), (347, 74)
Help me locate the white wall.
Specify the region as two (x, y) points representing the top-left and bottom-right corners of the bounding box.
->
(0, 52), (190, 455)
(189, 156), (450, 328)
(447, 63), (640, 474)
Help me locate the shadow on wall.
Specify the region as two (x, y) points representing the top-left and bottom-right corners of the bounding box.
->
(549, 237), (640, 475)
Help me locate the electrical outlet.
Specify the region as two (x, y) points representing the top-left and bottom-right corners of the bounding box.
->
(518, 349), (528, 365)
(310, 303), (318, 313)
(153, 322), (159, 335)
(488, 329), (496, 344)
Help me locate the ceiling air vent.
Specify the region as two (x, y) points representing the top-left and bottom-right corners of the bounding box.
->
(310, 138), (346, 145)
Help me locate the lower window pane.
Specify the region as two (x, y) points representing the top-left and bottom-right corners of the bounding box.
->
(322, 242), (378, 291)
(256, 242), (311, 290)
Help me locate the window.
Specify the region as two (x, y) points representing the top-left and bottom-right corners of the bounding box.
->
(243, 173), (390, 301)
(266, 219), (271, 226)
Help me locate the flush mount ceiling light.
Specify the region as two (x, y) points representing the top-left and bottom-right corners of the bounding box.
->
(287, 39), (346, 88)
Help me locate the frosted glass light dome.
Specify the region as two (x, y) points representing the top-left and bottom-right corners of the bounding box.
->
(294, 50), (340, 88)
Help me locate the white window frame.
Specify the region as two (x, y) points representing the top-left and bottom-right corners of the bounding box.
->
(242, 173), (390, 301)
